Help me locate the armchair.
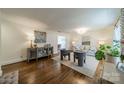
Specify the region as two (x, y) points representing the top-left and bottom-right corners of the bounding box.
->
(60, 49), (71, 60)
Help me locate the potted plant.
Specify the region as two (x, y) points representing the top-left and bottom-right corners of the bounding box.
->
(95, 50), (105, 61)
(95, 44), (111, 60)
(95, 44), (107, 64)
(95, 40), (121, 65)
(111, 40), (120, 65)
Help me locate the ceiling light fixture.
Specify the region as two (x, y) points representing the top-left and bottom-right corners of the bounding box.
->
(75, 27), (89, 34)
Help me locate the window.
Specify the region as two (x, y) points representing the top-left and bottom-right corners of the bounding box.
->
(57, 36), (66, 49)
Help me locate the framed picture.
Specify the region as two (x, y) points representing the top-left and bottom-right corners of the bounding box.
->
(82, 41), (90, 45)
(34, 31), (46, 43)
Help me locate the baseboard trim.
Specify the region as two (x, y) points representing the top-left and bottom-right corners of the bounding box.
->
(1, 57), (26, 66)
(1, 53), (58, 66)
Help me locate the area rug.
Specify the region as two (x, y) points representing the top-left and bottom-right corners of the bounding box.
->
(52, 53), (99, 78)
(0, 70), (18, 84)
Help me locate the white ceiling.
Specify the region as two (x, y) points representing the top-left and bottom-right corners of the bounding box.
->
(0, 8), (121, 32)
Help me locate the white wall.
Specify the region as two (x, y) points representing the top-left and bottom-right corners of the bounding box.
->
(0, 20), (1, 58)
(0, 10), (2, 65)
(82, 26), (114, 47)
(0, 11), (1, 72)
(70, 26), (114, 50)
(0, 18), (71, 65)
(0, 10), (115, 66)
(70, 33), (82, 46)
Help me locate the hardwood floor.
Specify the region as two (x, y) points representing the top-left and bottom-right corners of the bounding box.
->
(2, 56), (111, 84)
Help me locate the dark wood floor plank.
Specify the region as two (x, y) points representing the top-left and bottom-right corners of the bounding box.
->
(1, 57), (111, 84)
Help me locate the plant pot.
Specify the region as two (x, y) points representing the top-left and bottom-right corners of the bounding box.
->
(113, 57), (121, 66)
(106, 55), (114, 63)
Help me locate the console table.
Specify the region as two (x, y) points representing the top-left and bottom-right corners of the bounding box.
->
(27, 47), (53, 62)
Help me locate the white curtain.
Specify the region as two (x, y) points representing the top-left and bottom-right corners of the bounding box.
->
(113, 20), (121, 65)
(113, 23), (121, 41)
(113, 20), (121, 51)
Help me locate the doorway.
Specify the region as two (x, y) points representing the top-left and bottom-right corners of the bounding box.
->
(57, 36), (66, 53)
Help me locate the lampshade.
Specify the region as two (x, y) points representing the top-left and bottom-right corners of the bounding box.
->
(98, 40), (105, 45)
